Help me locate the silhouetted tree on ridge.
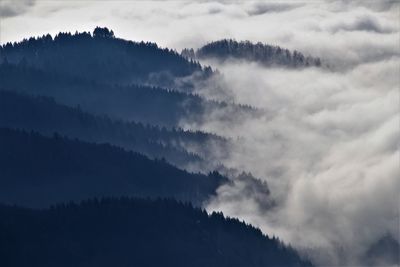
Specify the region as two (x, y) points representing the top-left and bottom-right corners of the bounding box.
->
(93, 26), (115, 38)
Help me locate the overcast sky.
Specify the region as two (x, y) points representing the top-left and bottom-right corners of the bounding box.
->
(1, 1), (399, 266)
(1, 1), (398, 61)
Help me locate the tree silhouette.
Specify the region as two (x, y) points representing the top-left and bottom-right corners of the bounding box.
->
(93, 27), (115, 38)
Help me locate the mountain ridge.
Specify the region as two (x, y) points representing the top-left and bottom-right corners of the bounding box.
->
(182, 39), (322, 68)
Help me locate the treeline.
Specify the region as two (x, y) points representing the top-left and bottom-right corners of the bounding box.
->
(0, 62), (253, 128)
(0, 197), (313, 267)
(0, 90), (227, 169)
(0, 128), (227, 207)
(0, 27), (205, 85)
(187, 39), (322, 67)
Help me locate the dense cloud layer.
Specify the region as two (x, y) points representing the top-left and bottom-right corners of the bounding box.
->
(185, 58), (399, 265)
(178, 2), (398, 266)
(1, 1), (399, 266)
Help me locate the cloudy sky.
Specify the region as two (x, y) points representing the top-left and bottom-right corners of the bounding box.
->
(1, 1), (398, 64)
(1, 1), (399, 266)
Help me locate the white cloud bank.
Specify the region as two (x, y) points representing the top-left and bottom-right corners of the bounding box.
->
(176, 2), (399, 266)
(185, 59), (399, 265)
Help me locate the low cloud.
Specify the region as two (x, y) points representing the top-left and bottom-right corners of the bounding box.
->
(327, 14), (395, 33)
(328, 0), (400, 13)
(182, 55), (399, 265)
(0, 0), (35, 18)
(246, 2), (302, 16)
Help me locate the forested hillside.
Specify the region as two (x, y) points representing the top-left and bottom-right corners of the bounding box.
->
(191, 39), (321, 67)
(0, 62), (253, 127)
(0, 90), (227, 169)
(0, 27), (205, 85)
(0, 128), (227, 207)
(0, 197), (313, 267)
(1, 0), (396, 264)
(0, 27), (316, 267)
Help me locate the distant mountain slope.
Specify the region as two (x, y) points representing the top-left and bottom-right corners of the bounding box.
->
(364, 234), (400, 266)
(0, 27), (205, 85)
(0, 90), (227, 169)
(0, 128), (227, 207)
(190, 39), (321, 67)
(0, 63), (253, 127)
(0, 197), (313, 267)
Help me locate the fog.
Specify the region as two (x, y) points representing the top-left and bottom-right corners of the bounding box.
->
(179, 57), (399, 265)
(176, 4), (399, 266)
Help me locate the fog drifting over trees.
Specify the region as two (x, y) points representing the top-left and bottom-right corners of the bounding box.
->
(0, 1), (399, 266)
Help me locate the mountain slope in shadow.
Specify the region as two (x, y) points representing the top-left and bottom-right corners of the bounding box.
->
(0, 63), (254, 128)
(0, 197), (313, 267)
(0, 128), (227, 207)
(0, 90), (228, 170)
(0, 27), (205, 85)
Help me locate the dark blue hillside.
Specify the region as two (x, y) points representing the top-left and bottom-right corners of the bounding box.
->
(0, 90), (227, 170)
(0, 27), (204, 84)
(194, 39), (322, 68)
(0, 197), (313, 267)
(0, 128), (227, 207)
(0, 63), (254, 127)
